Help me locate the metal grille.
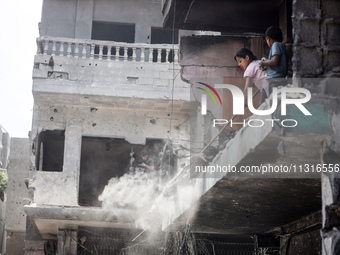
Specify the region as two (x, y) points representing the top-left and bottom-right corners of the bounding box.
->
(163, 232), (255, 255)
(77, 227), (280, 255)
(77, 227), (163, 255)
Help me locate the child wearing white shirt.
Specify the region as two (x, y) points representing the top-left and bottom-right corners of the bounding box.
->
(234, 48), (269, 104)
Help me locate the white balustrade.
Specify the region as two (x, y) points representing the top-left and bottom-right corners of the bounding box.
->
(132, 47), (137, 62)
(74, 43), (79, 58)
(140, 47), (145, 62)
(67, 43), (72, 58)
(98, 45), (104, 60)
(107, 46), (111, 61)
(90, 44), (95, 59)
(51, 41), (57, 56)
(37, 36), (179, 64)
(124, 47), (128, 62)
(82, 44), (86, 59)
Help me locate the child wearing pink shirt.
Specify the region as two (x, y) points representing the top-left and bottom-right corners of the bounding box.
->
(234, 48), (269, 104)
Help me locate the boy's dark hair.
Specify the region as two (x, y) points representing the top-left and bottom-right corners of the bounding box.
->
(234, 48), (257, 62)
(265, 26), (283, 42)
(141, 149), (148, 157)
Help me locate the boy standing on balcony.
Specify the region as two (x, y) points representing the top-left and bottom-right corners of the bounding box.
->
(260, 26), (288, 96)
(138, 149), (154, 173)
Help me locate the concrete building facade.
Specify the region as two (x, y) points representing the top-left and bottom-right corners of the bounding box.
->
(5, 138), (30, 255)
(15, 0), (340, 254)
(24, 0), (194, 254)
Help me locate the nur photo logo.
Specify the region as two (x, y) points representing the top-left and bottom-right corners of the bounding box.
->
(196, 82), (312, 128)
(196, 82), (222, 115)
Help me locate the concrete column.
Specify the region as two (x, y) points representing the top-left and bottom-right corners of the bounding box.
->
(75, 0), (94, 39)
(0, 130), (10, 169)
(63, 126), (82, 197)
(321, 135), (340, 255)
(332, 113), (340, 152)
(321, 173), (334, 255)
(5, 138), (30, 255)
(190, 108), (205, 151)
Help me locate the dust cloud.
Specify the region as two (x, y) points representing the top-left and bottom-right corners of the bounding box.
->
(98, 165), (202, 232)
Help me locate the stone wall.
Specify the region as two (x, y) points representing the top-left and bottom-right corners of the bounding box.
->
(292, 1), (340, 255)
(292, 0), (340, 80)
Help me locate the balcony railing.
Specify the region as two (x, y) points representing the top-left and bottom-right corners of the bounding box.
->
(36, 36), (179, 64)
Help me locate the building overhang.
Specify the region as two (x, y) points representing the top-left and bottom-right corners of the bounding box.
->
(24, 205), (136, 239)
(32, 91), (193, 113)
(161, 95), (333, 234)
(162, 0), (282, 34)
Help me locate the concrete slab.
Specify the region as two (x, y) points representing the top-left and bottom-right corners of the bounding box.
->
(24, 205), (137, 239)
(171, 177), (321, 234)
(161, 94), (331, 235)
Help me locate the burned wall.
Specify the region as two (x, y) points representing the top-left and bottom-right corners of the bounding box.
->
(180, 35), (268, 81)
(180, 35), (267, 117)
(180, 35), (268, 147)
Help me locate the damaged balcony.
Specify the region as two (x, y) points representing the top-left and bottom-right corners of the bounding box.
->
(33, 36), (190, 110)
(25, 134), (180, 239)
(24, 205), (136, 239)
(27, 36), (193, 241)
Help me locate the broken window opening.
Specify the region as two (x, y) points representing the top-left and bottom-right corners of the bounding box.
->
(91, 21), (135, 43)
(35, 130), (65, 172)
(91, 21), (135, 59)
(150, 26), (179, 63)
(79, 137), (168, 207)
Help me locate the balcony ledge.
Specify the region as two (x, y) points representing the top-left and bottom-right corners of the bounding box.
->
(33, 37), (190, 107)
(24, 204), (136, 239)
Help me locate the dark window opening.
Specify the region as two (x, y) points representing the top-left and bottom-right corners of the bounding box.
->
(150, 27), (179, 44)
(92, 46), (133, 60)
(150, 27), (179, 63)
(91, 21), (135, 43)
(79, 137), (167, 207)
(91, 21), (135, 59)
(35, 130), (65, 172)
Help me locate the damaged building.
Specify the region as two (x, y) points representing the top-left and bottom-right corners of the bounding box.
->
(24, 0), (193, 254)
(4, 0), (340, 254)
